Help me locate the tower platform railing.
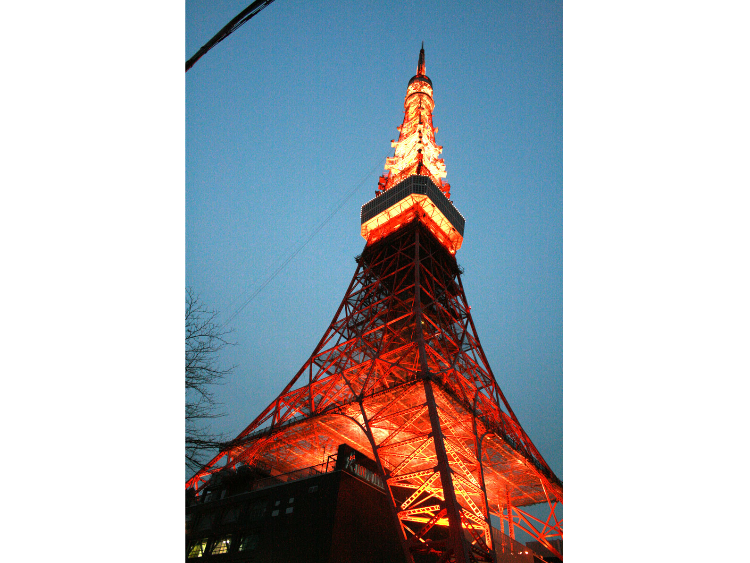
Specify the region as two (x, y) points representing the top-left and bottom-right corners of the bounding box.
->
(249, 453), (339, 492)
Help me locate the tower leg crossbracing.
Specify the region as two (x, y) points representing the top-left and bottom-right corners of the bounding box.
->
(187, 221), (562, 562)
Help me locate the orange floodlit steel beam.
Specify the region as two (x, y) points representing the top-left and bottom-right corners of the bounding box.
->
(400, 471), (440, 510)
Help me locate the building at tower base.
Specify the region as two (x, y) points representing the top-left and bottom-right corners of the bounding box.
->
(186, 444), (406, 563)
(186, 444), (549, 563)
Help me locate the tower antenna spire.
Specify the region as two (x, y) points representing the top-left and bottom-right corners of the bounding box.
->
(417, 42), (426, 76)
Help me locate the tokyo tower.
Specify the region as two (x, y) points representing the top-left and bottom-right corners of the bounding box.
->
(187, 46), (563, 563)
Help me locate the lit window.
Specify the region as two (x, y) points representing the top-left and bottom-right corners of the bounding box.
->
(211, 535), (232, 555)
(187, 538), (207, 558)
(238, 534), (259, 552)
(285, 507), (294, 514)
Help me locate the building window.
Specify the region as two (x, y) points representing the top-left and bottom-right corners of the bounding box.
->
(238, 534), (259, 552)
(221, 506), (240, 524)
(285, 507), (294, 514)
(187, 538), (208, 558)
(246, 500), (267, 521)
(288, 497), (294, 504)
(195, 513), (215, 531)
(211, 535), (232, 555)
(308, 485), (318, 493)
(271, 509), (279, 516)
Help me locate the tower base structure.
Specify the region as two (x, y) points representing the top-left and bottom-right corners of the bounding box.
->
(188, 219), (562, 562)
(186, 444), (552, 563)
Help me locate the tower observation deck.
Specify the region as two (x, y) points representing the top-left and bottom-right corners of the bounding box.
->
(361, 44), (464, 254)
(187, 47), (563, 563)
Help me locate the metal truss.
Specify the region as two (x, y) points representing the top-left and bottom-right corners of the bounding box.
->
(187, 220), (563, 562)
(378, 44), (450, 197)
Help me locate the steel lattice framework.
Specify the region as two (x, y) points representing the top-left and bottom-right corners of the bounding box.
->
(187, 47), (562, 563)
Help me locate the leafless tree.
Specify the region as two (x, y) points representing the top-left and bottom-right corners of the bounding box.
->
(185, 288), (235, 474)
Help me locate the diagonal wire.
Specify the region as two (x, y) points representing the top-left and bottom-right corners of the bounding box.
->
(220, 158), (382, 328)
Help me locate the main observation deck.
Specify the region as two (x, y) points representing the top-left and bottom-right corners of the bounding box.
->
(360, 175), (465, 253)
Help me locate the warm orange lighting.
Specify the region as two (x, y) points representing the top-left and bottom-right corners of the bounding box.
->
(362, 46), (463, 256)
(398, 515), (485, 530)
(377, 45), (451, 199)
(361, 194), (463, 253)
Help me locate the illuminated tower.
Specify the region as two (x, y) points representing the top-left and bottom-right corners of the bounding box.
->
(187, 46), (563, 563)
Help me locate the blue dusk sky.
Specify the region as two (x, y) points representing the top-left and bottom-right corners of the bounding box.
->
(186, 0), (562, 487)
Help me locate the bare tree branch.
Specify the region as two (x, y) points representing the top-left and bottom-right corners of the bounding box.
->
(185, 288), (236, 474)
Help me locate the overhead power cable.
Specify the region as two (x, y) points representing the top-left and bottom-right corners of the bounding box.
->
(186, 0), (278, 72)
(220, 158), (382, 328)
